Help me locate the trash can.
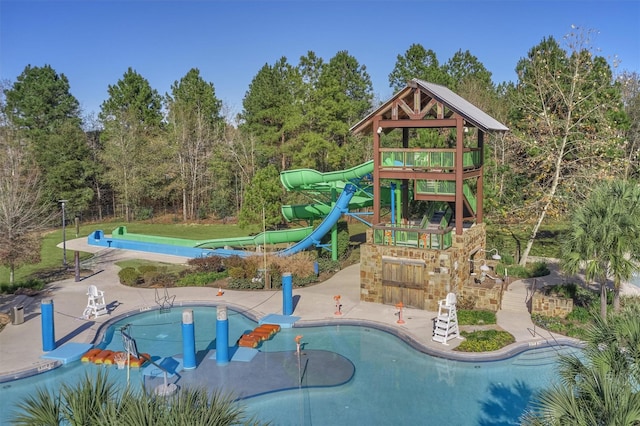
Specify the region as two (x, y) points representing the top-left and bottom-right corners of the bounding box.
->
(11, 305), (24, 325)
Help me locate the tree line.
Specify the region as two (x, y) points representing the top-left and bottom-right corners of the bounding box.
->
(1, 27), (639, 279)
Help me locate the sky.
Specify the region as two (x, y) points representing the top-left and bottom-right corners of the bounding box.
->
(1, 0), (639, 120)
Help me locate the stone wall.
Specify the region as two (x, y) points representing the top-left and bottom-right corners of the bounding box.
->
(460, 283), (503, 312)
(531, 292), (573, 318)
(360, 223), (491, 311)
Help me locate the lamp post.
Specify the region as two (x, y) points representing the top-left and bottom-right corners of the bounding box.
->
(58, 200), (68, 267)
(481, 248), (502, 260)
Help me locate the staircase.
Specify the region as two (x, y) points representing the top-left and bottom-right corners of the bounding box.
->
(500, 282), (531, 311)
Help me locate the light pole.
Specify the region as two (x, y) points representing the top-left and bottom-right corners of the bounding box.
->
(59, 200), (68, 267)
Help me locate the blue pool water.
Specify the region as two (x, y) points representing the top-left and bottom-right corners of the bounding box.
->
(631, 273), (640, 289)
(0, 307), (579, 425)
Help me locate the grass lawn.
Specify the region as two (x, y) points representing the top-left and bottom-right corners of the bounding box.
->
(1, 221), (264, 285)
(1, 216), (561, 288)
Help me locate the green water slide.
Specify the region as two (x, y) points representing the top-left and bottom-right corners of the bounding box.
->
(111, 225), (314, 249)
(280, 160), (373, 191)
(279, 161), (374, 222)
(281, 194), (375, 222)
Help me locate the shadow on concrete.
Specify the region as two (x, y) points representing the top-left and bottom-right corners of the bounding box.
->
(292, 294), (301, 312)
(56, 320), (96, 347)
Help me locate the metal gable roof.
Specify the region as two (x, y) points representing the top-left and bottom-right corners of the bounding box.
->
(350, 79), (509, 134)
(413, 79), (509, 132)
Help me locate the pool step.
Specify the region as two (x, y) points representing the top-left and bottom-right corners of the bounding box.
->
(511, 346), (580, 367)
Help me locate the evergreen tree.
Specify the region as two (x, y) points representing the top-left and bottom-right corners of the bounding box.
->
(166, 68), (224, 220)
(4, 65), (93, 212)
(315, 50), (374, 168)
(388, 43), (451, 91)
(240, 57), (302, 169)
(99, 68), (166, 221)
(238, 164), (283, 229)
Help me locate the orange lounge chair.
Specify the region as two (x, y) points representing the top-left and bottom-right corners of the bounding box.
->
(238, 334), (261, 347)
(259, 324), (281, 333)
(254, 327), (276, 337)
(93, 350), (113, 364)
(81, 348), (101, 363)
(128, 353), (150, 368)
(250, 330), (272, 339)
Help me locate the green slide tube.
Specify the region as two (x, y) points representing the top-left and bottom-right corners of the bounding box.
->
(280, 160), (373, 190)
(112, 226), (314, 249)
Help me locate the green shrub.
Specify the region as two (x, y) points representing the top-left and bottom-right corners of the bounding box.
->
(176, 271), (228, 287)
(0, 278), (46, 295)
(319, 221), (349, 259)
(543, 283), (576, 298)
(499, 261), (550, 279)
(138, 265), (158, 275)
(293, 274), (318, 287)
(315, 257), (341, 274)
(573, 286), (598, 307)
(528, 261), (550, 277)
(227, 277), (264, 290)
(457, 309), (496, 325)
(118, 267), (141, 286)
(531, 314), (566, 334)
(565, 306), (591, 323)
(455, 330), (515, 352)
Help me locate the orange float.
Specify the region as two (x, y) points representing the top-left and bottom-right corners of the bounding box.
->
(103, 351), (120, 366)
(236, 324), (282, 348)
(92, 350), (113, 364)
(128, 353), (150, 368)
(81, 348), (102, 362)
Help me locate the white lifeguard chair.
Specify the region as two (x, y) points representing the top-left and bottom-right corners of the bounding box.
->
(83, 285), (108, 319)
(432, 292), (460, 345)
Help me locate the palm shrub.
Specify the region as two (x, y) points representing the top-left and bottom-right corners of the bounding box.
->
(522, 303), (640, 425)
(12, 370), (117, 425)
(12, 370), (266, 425)
(561, 180), (640, 318)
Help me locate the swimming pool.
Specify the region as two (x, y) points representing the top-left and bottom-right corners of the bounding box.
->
(0, 307), (579, 425)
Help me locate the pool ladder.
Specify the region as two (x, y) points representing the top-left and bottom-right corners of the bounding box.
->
(155, 287), (175, 313)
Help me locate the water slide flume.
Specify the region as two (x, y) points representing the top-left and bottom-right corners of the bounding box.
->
(280, 161), (374, 222)
(211, 184), (357, 258)
(107, 226), (315, 249)
(87, 184), (357, 258)
(279, 160), (373, 191)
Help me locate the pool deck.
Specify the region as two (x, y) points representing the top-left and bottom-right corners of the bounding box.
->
(0, 238), (583, 383)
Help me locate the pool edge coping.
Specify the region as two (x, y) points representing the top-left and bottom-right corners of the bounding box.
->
(0, 302), (585, 383)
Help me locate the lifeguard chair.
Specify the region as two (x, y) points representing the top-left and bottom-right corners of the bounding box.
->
(83, 285), (107, 319)
(432, 293), (460, 345)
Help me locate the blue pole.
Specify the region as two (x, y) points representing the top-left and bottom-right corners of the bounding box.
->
(313, 261), (319, 276)
(41, 299), (56, 351)
(390, 182), (396, 225)
(282, 273), (293, 315)
(182, 309), (196, 369)
(216, 305), (229, 365)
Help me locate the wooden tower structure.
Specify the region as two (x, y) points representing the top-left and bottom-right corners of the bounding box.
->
(351, 79), (509, 311)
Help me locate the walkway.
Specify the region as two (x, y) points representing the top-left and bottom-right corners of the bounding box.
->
(0, 239), (579, 382)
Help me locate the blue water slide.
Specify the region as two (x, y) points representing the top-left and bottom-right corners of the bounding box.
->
(211, 183), (357, 258)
